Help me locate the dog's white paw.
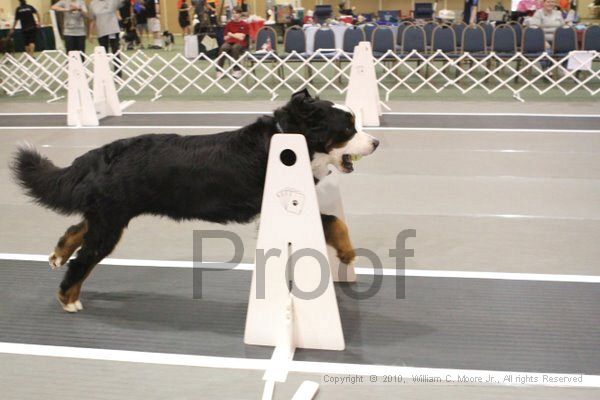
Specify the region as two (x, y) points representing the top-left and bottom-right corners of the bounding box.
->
(74, 300), (83, 311)
(49, 252), (63, 269)
(62, 302), (78, 313)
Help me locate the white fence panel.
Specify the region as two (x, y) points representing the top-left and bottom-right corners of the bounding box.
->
(1, 49), (598, 101)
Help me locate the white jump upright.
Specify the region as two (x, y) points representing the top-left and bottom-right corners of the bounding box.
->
(245, 134), (345, 351)
(345, 42), (382, 127)
(245, 134), (345, 399)
(67, 46), (133, 127)
(67, 51), (98, 127)
(93, 46), (125, 119)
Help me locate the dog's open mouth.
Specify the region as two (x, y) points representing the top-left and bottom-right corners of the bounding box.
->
(341, 154), (362, 173)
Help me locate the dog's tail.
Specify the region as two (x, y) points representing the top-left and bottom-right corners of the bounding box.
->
(10, 143), (82, 215)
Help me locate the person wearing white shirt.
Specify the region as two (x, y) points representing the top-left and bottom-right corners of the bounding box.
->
(529, 0), (565, 47)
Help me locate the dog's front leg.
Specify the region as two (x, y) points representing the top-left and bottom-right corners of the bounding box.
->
(321, 214), (355, 265)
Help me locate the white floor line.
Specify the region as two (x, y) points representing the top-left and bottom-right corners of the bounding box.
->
(0, 111), (598, 118)
(365, 128), (600, 133)
(0, 112), (67, 116)
(0, 112), (271, 116)
(1, 253), (598, 283)
(382, 112), (600, 118)
(0, 342), (597, 388)
(0, 126), (242, 130)
(123, 111), (272, 115)
(1, 126), (599, 133)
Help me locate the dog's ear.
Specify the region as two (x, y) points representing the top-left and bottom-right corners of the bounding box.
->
(291, 88), (311, 102)
(289, 88), (313, 112)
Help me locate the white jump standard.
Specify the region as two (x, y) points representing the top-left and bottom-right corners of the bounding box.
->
(67, 46), (133, 127)
(246, 134), (358, 400)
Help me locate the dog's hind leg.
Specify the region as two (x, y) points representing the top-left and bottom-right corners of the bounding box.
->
(321, 214), (355, 265)
(57, 216), (126, 313)
(49, 220), (88, 269)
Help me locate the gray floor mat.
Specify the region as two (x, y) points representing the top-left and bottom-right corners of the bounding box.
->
(1, 260), (598, 374)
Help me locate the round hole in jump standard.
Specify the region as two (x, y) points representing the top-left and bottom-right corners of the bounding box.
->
(280, 149), (297, 166)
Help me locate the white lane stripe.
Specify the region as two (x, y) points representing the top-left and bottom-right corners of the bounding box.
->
(0, 112), (598, 117)
(122, 111), (271, 115)
(0, 126), (242, 130)
(0, 112), (271, 116)
(0, 112), (66, 115)
(1, 253), (598, 283)
(1, 126), (599, 133)
(340, 211), (600, 222)
(0, 342), (597, 388)
(368, 128), (600, 133)
(382, 112), (600, 118)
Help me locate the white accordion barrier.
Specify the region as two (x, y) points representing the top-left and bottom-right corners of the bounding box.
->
(1, 46), (598, 102)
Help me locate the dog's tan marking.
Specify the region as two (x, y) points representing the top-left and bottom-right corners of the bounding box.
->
(49, 221), (88, 269)
(323, 216), (355, 265)
(57, 280), (86, 313)
(56, 227), (124, 312)
(57, 290), (79, 313)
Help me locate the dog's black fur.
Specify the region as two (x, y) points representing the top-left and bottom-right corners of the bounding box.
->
(12, 90), (356, 224)
(11, 90), (371, 311)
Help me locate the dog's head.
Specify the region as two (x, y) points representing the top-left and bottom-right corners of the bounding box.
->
(274, 89), (379, 179)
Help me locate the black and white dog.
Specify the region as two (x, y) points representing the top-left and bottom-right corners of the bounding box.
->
(162, 31), (175, 51)
(11, 90), (379, 312)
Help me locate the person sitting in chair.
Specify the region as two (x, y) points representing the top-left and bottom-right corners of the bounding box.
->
(216, 6), (248, 79)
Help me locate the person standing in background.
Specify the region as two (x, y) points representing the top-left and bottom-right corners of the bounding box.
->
(179, 0), (191, 35)
(145, 0), (162, 49)
(463, 0), (478, 25)
(89, 0), (122, 75)
(10, 0), (40, 57)
(207, 0), (217, 25)
(119, 0), (133, 29)
(51, 0), (88, 53)
(134, 0), (148, 48)
(191, 0), (206, 29)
